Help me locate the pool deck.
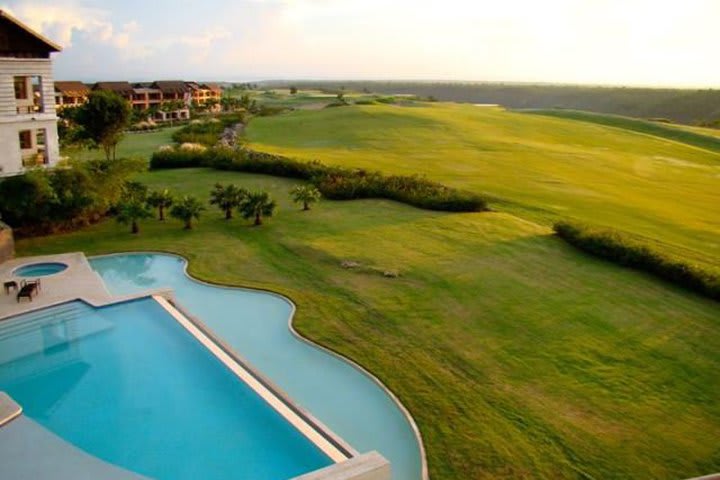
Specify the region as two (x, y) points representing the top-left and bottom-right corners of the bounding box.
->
(0, 416), (148, 480)
(0, 253), (113, 318)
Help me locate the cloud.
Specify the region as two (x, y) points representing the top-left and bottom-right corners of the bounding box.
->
(3, 1), (122, 48)
(3, 0), (719, 85)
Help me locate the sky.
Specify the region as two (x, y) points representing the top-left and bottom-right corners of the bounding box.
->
(2, 0), (719, 87)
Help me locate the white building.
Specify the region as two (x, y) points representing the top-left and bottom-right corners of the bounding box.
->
(0, 10), (61, 176)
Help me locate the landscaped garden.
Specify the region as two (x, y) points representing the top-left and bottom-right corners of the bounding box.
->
(10, 100), (720, 479)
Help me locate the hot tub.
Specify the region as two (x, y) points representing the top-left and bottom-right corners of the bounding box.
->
(13, 262), (68, 278)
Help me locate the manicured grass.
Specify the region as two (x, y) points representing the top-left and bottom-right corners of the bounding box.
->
(225, 88), (406, 110)
(245, 104), (720, 272)
(521, 109), (720, 154)
(17, 168), (720, 480)
(667, 123), (720, 139)
(62, 127), (181, 161)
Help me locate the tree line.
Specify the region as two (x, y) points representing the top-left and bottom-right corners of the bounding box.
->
(262, 81), (720, 125)
(114, 182), (321, 234)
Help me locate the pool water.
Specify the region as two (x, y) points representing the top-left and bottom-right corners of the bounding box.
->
(14, 262), (68, 277)
(0, 298), (332, 480)
(91, 253), (423, 480)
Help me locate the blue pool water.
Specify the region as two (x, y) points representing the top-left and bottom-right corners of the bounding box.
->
(90, 253), (423, 480)
(0, 298), (332, 480)
(14, 262), (68, 277)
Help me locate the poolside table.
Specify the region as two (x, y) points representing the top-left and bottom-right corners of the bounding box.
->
(3, 280), (18, 295)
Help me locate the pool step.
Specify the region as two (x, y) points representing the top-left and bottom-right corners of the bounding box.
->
(0, 304), (89, 342)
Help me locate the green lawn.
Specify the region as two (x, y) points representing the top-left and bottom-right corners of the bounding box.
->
(17, 168), (720, 480)
(520, 109), (720, 154)
(225, 88), (405, 110)
(62, 127), (181, 161)
(668, 123), (720, 139)
(246, 103), (720, 273)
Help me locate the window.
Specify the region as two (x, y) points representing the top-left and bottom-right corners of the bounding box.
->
(14, 76), (28, 99)
(18, 130), (32, 149)
(36, 129), (46, 147)
(15, 76), (44, 113)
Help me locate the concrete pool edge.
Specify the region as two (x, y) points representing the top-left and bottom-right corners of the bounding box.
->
(153, 295), (354, 464)
(0, 391), (22, 427)
(92, 250), (430, 480)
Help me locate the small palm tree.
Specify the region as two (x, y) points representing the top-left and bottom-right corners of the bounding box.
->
(239, 191), (277, 226)
(116, 199), (152, 234)
(290, 185), (321, 211)
(121, 180), (148, 202)
(170, 196), (205, 230)
(147, 189), (174, 221)
(209, 183), (247, 220)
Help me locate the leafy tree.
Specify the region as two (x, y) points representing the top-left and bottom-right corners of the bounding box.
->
(147, 189), (174, 221)
(209, 183), (247, 219)
(170, 196), (205, 229)
(0, 169), (55, 227)
(205, 98), (220, 112)
(290, 185), (321, 210)
(81, 157), (146, 214)
(239, 191), (276, 226)
(116, 199), (152, 234)
(289, 85), (298, 94)
(161, 99), (186, 112)
(50, 167), (94, 221)
(75, 90), (132, 160)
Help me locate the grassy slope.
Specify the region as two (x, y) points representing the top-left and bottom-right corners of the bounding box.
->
(657, 123), (720, 139)
(520, 109), (720, 154)
(16, 168), (720, 480)
(246, 104), (720, 272)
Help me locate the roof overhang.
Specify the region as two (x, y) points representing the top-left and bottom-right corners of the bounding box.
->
(0, 10), (62, 52)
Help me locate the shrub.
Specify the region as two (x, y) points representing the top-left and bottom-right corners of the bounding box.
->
(172, 120), (224, 146)
(150, 147), (209, 169)
(554, 221), (720, 301)
(150, 146), (487, 212)
(179, 142), (208, 152)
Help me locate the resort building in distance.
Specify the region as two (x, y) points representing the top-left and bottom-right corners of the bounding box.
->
(0, 10), (61, 176)
(55, 79), (223, 121)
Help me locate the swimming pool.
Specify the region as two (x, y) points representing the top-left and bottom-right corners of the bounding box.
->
(0, 298), (333, 480)
(90, 253), (424, 480)
(13, 262), (68, 277)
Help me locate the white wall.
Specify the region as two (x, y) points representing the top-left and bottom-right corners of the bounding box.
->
(0, 118), (59, 175)
(0, 57), (60, 176)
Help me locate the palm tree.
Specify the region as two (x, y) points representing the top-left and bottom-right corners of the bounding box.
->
(121, 180), (148, 202)
(239, 191), (277, 226)
(170, 196), (205, 230)
(147, 189), (174, 221)
(116, 199), (152, 234)
(209, 183), (247, 220)
(290, 185), (321, 211)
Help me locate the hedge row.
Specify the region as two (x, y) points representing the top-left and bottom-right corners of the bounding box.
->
(151, 147), (488, 212)
(554, 221), (720, 301)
